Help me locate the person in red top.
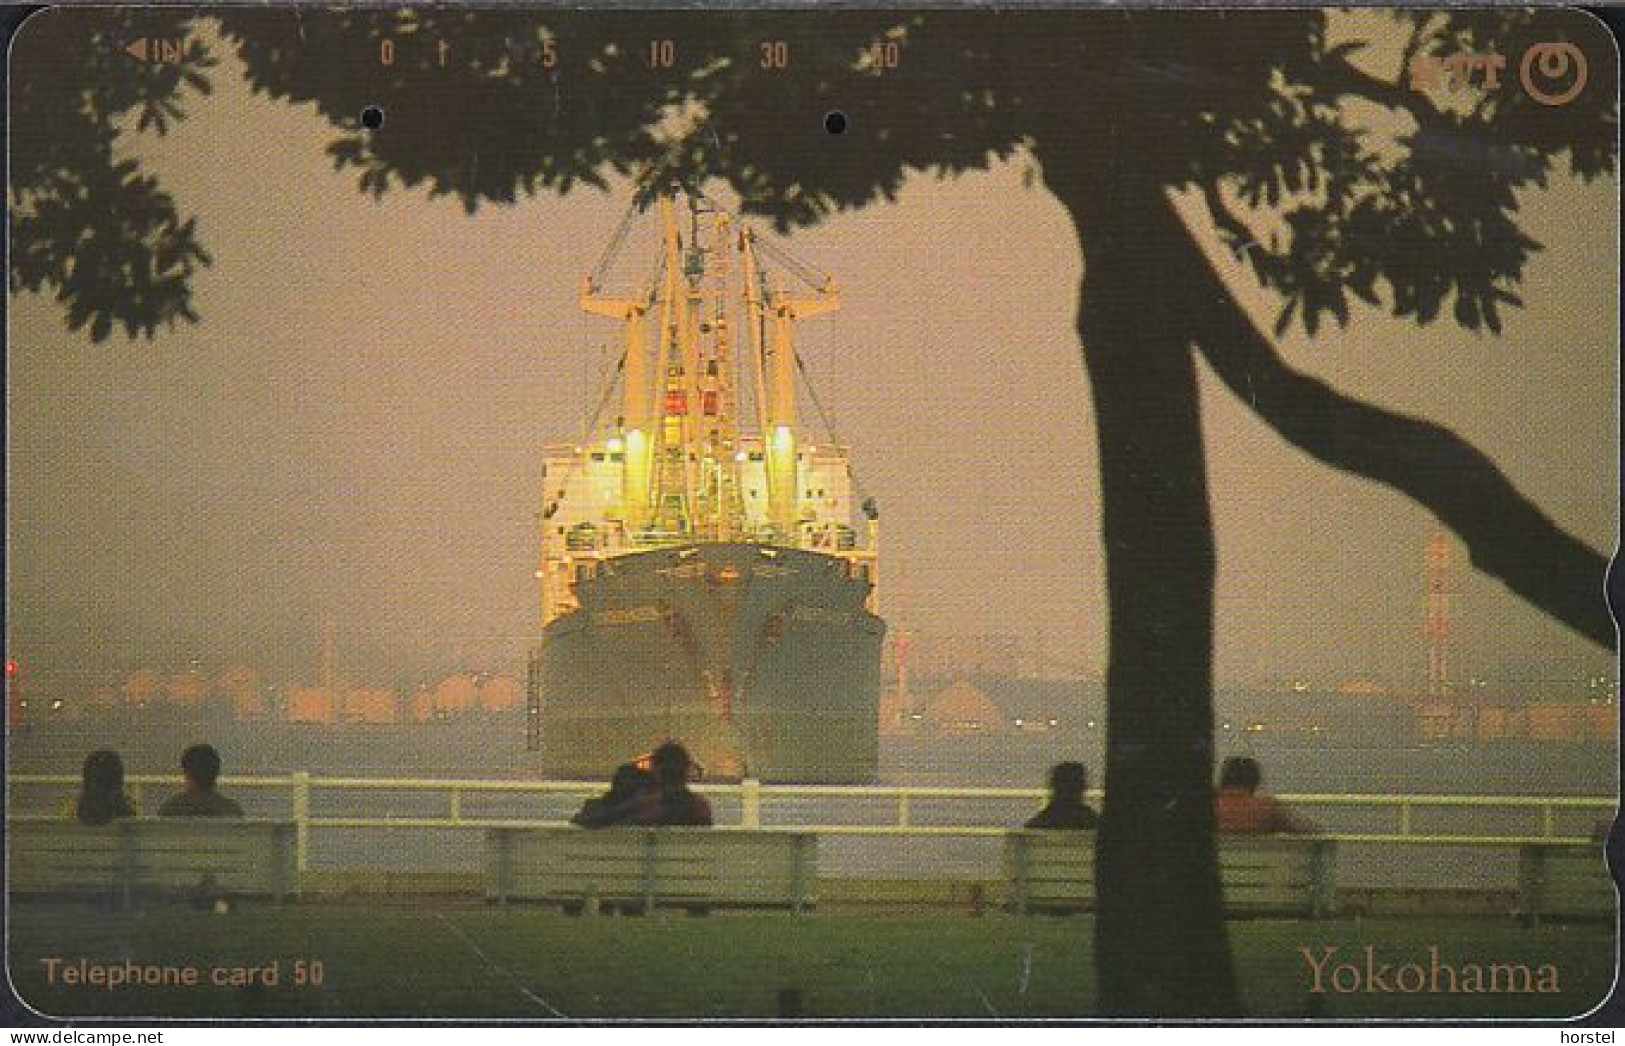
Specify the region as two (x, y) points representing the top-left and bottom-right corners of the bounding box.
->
(1214, 756), (1316, 834)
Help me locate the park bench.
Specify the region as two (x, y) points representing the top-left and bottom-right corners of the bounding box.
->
(1518, 842), (1616, 925)
(1003, 832), (1336, 917)
(8, 817), (297, 909)
(484, 826), (817, 913)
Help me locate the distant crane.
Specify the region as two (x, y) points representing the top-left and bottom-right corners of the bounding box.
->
(320, 614), (344, 723)
(1424, 523), (1454, 698)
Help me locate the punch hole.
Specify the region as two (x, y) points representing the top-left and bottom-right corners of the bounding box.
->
(360, 105), (385, 130)
(823, 110), (848, 135)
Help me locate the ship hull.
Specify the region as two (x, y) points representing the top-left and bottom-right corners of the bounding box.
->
(534, 543), (884, 783)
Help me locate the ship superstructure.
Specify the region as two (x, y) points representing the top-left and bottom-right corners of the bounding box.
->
(529, 189), (884, 782)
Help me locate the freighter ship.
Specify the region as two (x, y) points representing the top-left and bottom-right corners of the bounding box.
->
(526, 189), (885, 783)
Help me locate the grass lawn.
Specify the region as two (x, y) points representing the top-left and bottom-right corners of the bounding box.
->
(7, 902), (1615, 1021)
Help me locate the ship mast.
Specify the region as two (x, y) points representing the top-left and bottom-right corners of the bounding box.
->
(739, 229), (839, 539)
(578, 277), (654, 533)
(580, 189), (751, 541)
(650, 194), (687, 534)
(702, 205), (739, 541)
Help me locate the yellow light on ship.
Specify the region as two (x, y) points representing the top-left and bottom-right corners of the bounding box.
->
(606, 437), (624, 453)
(772, 425), (793, 450)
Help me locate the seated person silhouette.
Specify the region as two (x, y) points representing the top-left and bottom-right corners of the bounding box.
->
(649, 741), (712, 826)
(74, 749), (136, 825)
(571, 763), (658, 828)
(647, 741), (713, 916)
(1214, 756), (1314, 834)
(1025, 761), (1098, 829)
(158, 744), (245, 817)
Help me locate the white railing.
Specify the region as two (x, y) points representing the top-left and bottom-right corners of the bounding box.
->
(9, 773), (1612, 871)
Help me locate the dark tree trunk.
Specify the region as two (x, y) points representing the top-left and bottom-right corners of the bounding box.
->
(1044, 158), (1241, 1017)
(1045, 164), (1611, 1016)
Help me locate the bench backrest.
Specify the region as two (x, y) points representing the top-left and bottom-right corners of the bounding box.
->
(486, 827), (816, 911)
(1519, 843), (1616, 923)
(9, 818), (296, 905)
(1219, 835), (1336, 917)
(1004, 832), (1335, 917)
(1003, 830), (1097, 912)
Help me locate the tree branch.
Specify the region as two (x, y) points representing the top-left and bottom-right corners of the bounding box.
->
(1171, 192), (1615, 650)
(1314, 54), (1452, 135)
(1201, 181), (1255, 256)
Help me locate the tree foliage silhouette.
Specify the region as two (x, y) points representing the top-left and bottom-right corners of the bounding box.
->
(10, 9), (214, 340)
(9, 7), (1616, 1015)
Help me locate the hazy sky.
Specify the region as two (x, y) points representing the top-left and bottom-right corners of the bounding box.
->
(7, 19), (1617, 694)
